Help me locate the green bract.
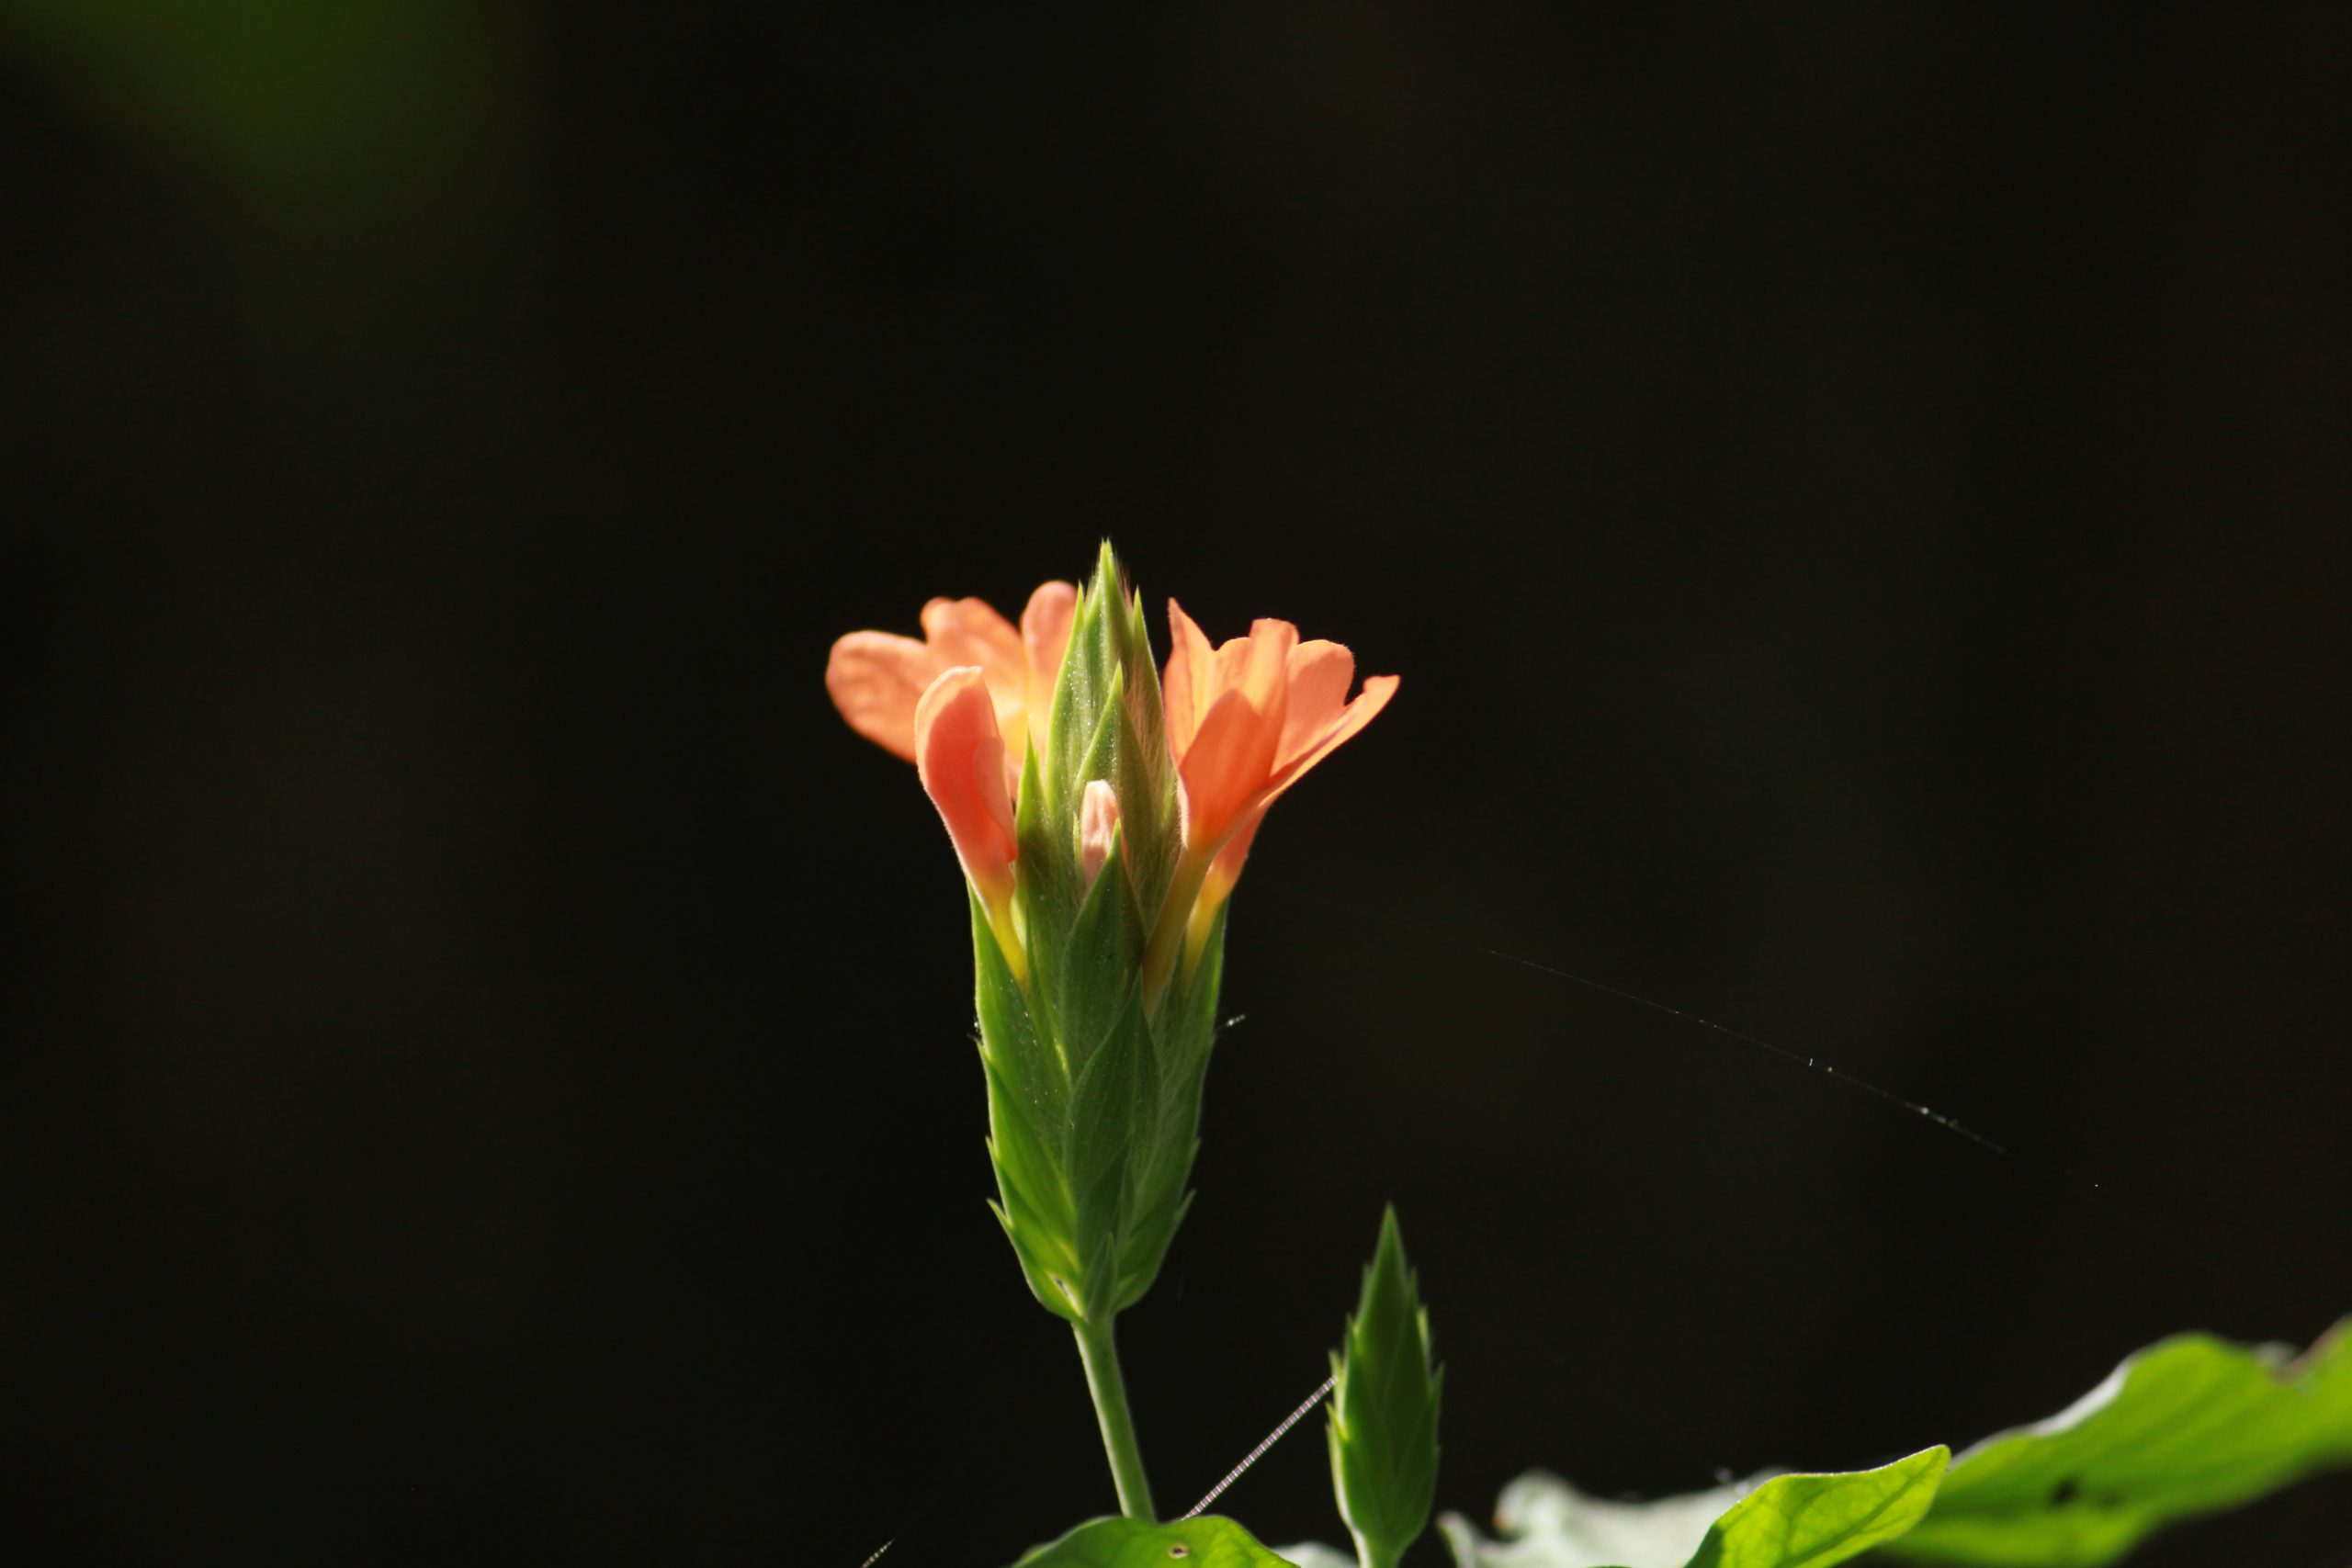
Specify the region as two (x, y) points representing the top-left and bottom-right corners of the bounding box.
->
(979, 543), (1220, 1328)
(1328, 1207), (1444, 1568)
(1010, 1515), (1298, 1567)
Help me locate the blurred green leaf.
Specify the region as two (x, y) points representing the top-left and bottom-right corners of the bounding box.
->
(1879, 1323), (2352, 1565)
(1011, 1515), (1297, 1567)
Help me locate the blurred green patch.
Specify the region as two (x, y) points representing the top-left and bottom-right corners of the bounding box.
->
(2, 0), (520, 207)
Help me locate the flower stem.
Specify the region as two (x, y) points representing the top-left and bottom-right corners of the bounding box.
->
(1072, 1315), (1155, 1520)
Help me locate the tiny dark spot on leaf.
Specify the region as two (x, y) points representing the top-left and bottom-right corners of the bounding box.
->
(1168, 1544), (1189, 1559)
(2051, 1478), (2079, 1506)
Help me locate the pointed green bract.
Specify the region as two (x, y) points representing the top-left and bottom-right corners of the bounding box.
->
(1329, 1206), (1443, 1568)
(1010, 1515), (1299, 1568)
(1882, 1323), (2352, 1566)
(1433, 1449), (1946, 1568)
(1037, 543), (1180, 929)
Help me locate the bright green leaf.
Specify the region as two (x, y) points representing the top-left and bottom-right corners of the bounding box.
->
(1880, 1323), (2352, 1566)
(1440, 1449), (1947, 1568)
(1010, 1514), (1298, 1567)
(1688, 1449), (1947, 1568)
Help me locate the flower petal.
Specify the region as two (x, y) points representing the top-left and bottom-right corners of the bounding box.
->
(914, 666), (1019, 908)
(1162, 599), (1218, 751)
(922, 596), (1027, 705)
(1265, 672), (1398, 802)
(1019, 581), (1079, 754)
(825, 631), (948, 761)
(1178, 683), (1285, 853)
(1278, 639), (1355, 767)
(1235, 618), (1298, 728)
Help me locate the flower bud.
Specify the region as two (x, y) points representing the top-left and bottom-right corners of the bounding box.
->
(1329, 1206), (1442, 1568)
(1079, 779), (1122, 890)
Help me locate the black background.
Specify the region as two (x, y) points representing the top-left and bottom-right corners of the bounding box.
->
(5, 7), (2348, 1565)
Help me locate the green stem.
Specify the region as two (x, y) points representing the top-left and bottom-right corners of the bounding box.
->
(1073, 1315), (1155, 1520)
(1350, 1532), (1403, 1568)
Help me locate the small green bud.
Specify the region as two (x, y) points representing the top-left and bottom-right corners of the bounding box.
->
(1328, 1206), (1442, 1568)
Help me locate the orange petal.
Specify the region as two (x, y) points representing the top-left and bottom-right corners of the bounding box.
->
(1264, 673), (1398, 804)
(1021, 582), (1079, 686)
(1178, 682), (1283, 853)
(1278, 640), (1355, 767)
(1020, 581), (1079, 754)
(1162, 599), (1217, 753)
(1205, 631), (1255, 704)
(1165, 615), (1304, 859)
(927, 597), (1039, 779)
(914, 666), (1020, 910)
(921, 597), (1024, 683)
(1235, 619), (1298, 728)
(826, 631), (949, 761)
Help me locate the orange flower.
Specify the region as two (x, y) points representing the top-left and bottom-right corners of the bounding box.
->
(1148, 600), (1396, 984)
(825, 582), (1077, 786)
(827, 581), (1074, 980)
(914, 667), (1026, 977)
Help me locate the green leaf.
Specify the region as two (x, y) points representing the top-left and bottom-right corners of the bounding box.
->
(1879, 1323), (2352, 1566)
(1010, 1514), (1299, 1567)
(1439, 1449), (1947, 1568)
(1688, 1450), (1947, 1568)
(1329, 1207), (1443, 1568)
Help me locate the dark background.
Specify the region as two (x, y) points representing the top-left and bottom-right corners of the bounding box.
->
(4, 6), (2347, 1564)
